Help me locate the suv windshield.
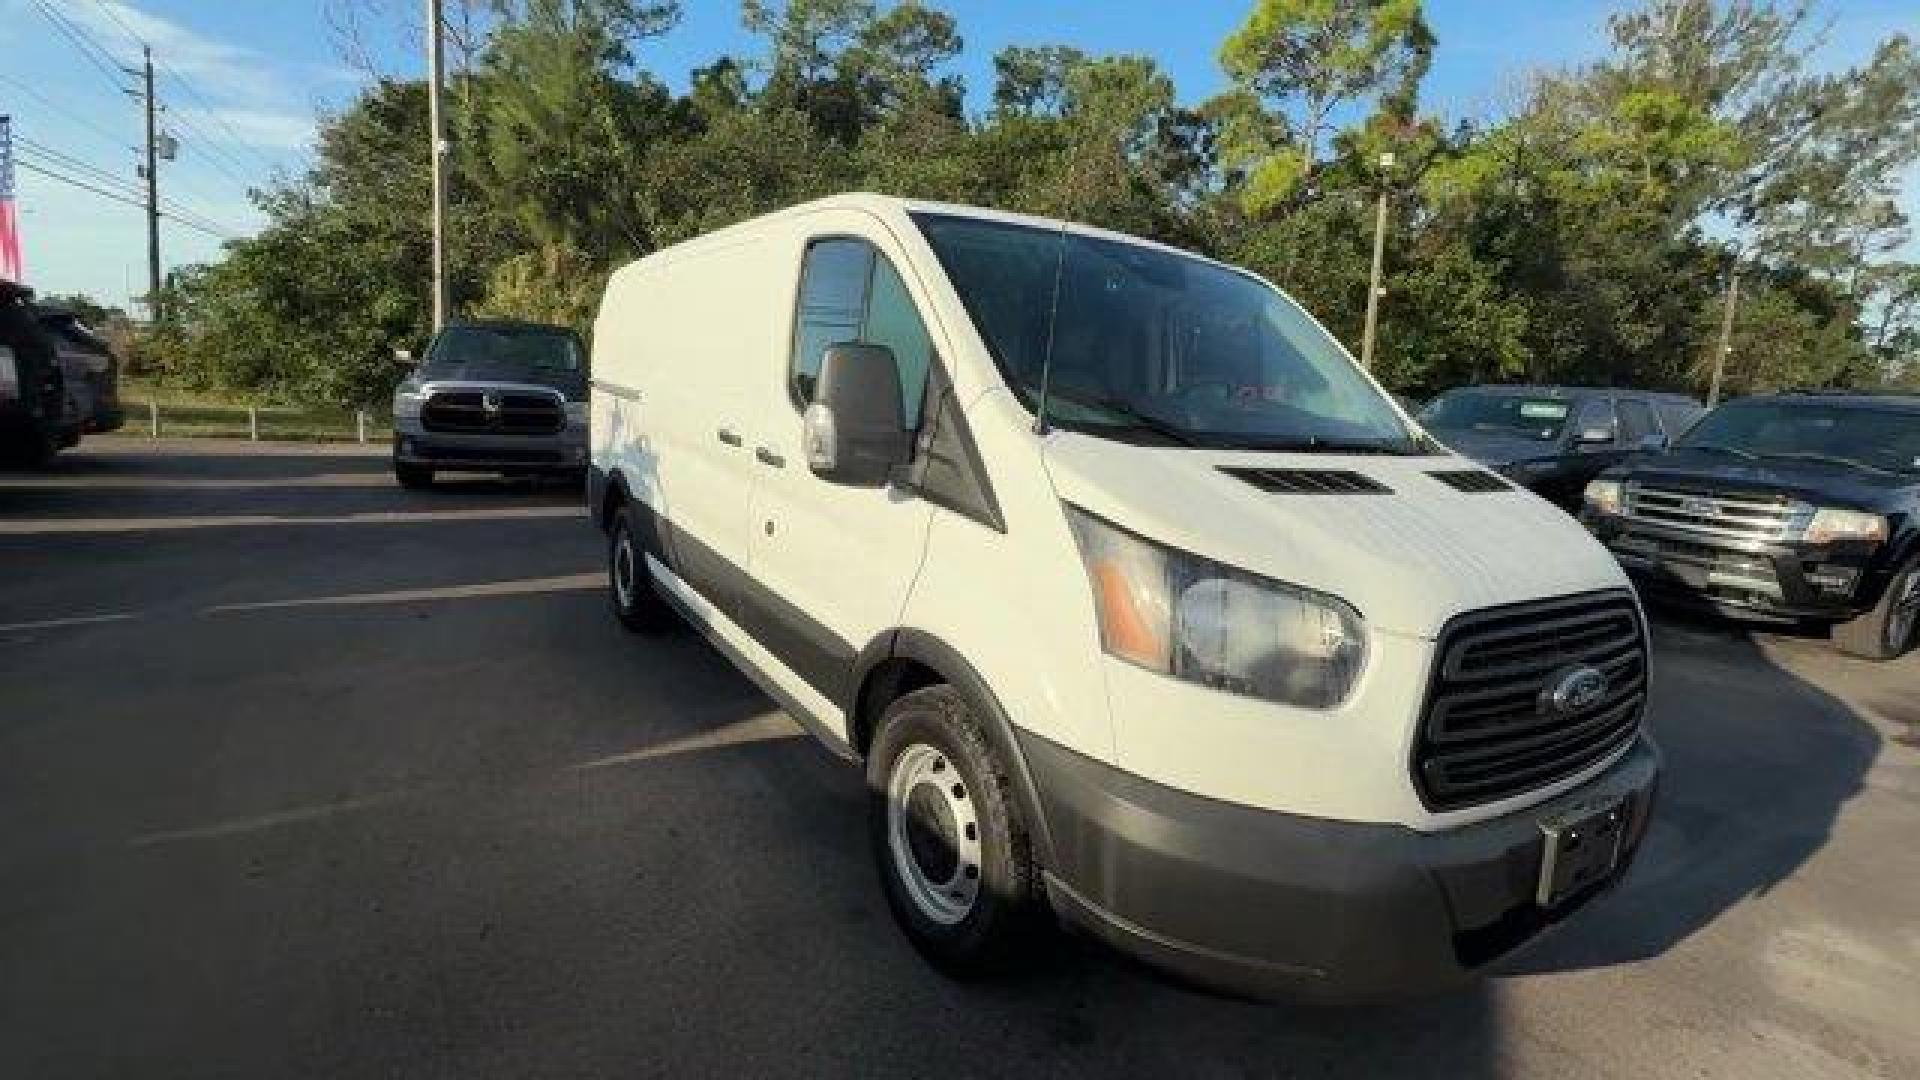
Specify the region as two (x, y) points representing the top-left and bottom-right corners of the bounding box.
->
(1418, 391), (1573, 441)
(912, 213), (1420, 453)
(424, 323), (584, 380)
(1678, 399), (1920, 475)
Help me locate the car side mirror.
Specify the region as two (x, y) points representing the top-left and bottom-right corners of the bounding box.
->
(394, 348), (416, 367)
(1575, 426), (1616, 448)
(1636, 433), (1669, 453)
(804, 342), (907, 487)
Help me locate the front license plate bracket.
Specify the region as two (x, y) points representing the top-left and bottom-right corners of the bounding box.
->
(1536, 799), (1626, 909)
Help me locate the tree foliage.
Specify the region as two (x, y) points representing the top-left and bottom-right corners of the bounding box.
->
(154, 0), (1919, 408)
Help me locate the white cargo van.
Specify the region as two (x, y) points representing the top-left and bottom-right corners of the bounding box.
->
(587, 194), (1659, 1000)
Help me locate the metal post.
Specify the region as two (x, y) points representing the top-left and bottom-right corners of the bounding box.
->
(1707, 268), (1739, 408)
(356, 410), (367, 444)
(1359, 152), (1394, 371)
(248, 405), (259, 441)
(148, 400), (158, 439)
(426, 0), (450, 330)
(142, 47), (161, 323)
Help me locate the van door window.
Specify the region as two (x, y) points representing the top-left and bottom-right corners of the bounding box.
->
(791, 239), (872, 404)
(790, 237), (932, 426)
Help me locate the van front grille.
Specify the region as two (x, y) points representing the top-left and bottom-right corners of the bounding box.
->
(1414, 591), (1646, 811)
(421, 389), (564, 435)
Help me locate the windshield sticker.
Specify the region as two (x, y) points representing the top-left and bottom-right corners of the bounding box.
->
(1519, 401), (1571, 420)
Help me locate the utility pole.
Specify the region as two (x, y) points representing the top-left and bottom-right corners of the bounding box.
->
(1359, 151), (1394, 370)
(1707, 266), (1740, 408)
(141, 46), (161, 323)
(426, 0), (449, 330)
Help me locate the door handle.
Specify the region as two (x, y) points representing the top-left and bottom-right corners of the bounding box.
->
(716, 427), (742, 447)
(755, 446), (785, 468)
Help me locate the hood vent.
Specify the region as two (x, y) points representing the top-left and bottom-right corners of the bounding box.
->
(1429, 469), (1513, 493)
(1221, 467), (1392, 494)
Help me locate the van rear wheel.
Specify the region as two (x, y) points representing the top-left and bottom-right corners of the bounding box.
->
(1834, 556), (1920, 661)
(868, 685), (1042, 974)
(609, 504), (677, 633)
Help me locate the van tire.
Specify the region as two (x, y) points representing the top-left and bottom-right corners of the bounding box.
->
(609, 505), (676, 633)
(394, 461), (434, 489)
(868, 685), (1043, 975)
(1834, 555), (1920, 661)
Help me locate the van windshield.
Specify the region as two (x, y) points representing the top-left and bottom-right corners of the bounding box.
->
(911, 213), (1422, 453)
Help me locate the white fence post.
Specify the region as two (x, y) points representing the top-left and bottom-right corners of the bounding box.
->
(149, 400), (159, 439)
(249, 406), (259, 441)
(356, 410), (367, 444)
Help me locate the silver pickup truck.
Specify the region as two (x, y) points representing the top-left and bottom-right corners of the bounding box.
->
(390, 319), (588, 488)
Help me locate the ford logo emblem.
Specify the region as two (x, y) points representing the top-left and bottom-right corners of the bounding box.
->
(482, 390), (503, 418)
(1681, 497), (1716, 517)
(1542, 665), (1609, 717)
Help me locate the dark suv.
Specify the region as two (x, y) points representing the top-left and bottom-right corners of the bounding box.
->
(1582, 392), (1920, 660)
(0, 280), (67, 466)
(1418, 386), (1704, 508)
(390, 319), (589, 488)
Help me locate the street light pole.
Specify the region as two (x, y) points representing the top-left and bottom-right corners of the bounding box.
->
(1707, 265), (1739, 408)
(1359, 151), (1394, 370)
(426, 0), (449, 330)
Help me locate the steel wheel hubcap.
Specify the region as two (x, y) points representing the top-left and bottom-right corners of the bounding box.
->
(613, 529), (636, 608)
(886, 743), (982, 925)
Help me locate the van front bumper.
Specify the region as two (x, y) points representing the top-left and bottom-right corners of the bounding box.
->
(1023, 732), (1659, 1002)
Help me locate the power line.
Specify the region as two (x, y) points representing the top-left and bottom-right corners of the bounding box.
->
(16, 147), (237, 240)
(160, 66), (284, 176)
(14, 138), (240, 237)
(84, 0), (147, 51)
(30, 0), (135, 96)
(13, 157), (235, 240)
(0, 71), (132, 152)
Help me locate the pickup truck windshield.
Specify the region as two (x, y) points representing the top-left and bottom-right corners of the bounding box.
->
(1679, 400), (1920, 475)
(424, 324), (584, 379)
(911, 213), (1419, 453)
(1418, 392), (1572, 441)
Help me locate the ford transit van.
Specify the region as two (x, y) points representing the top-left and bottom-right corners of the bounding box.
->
(587, 194), (1660, 1000)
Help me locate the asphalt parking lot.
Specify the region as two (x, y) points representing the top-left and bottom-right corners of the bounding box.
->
(2, 440), (1916, 1079)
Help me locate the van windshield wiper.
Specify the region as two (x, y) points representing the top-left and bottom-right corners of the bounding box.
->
(1239, 435), (1410, 455)
(1034, 386), (1200, 446)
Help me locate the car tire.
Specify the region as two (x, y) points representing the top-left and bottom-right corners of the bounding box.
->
(394, 460), (434, 489)
(609, 504), (677, 633)
(867, 685), (1043, 975)
(1833, 555), (1920, 661)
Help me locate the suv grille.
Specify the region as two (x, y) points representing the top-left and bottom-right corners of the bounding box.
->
(1415, 591), (1646, 811)
(421, 389), (564, 435)
(1622, 483), (1808, 546)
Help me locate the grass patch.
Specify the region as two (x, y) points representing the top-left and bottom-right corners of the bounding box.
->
(113, 381), (391, 443)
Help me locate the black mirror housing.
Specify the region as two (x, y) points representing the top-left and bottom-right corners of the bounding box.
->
(805, 342), (907, 487)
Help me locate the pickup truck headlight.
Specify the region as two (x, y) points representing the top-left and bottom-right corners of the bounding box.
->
(1584, 479), (1624, 515)
(393, 386), (424, 420)
(1804, 507), (1887, 546)
(1065, 506), (1367, 709)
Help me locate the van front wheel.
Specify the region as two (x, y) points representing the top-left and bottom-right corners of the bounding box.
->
(868, 685), (1042, 974)
(609, 505), (677, 633)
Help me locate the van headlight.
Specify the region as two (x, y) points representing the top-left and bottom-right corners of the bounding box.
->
(1584, 479), (1624, 515)
(1065, 506), (1367, 709)
(1804, 507), (1886, 546)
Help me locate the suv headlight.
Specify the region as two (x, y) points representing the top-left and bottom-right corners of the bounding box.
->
(1804, 507), (1887, 546)
(565, 400), (588, 426)
(1584, 479), (1624, 515)
(1065, 506), (1367, 709)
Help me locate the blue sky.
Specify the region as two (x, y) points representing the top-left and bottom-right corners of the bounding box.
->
(1, 0), (1913, 311)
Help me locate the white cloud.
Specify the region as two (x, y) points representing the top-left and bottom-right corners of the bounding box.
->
(175, 106), (315, 153)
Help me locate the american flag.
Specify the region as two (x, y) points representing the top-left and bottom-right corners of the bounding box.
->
(0, 115), (22, 283)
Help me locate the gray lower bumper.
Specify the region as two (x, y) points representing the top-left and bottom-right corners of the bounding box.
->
(393, 427), (585, 473)
(1023, 733), (1660, 1002)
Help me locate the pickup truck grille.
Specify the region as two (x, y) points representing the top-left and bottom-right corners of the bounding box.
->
(421, 389), (564, 435)
(1622, 483), (1808, 546)
(1415, 591), (1647, 811)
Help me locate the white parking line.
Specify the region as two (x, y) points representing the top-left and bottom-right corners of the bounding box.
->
(0, 612), (140, 634)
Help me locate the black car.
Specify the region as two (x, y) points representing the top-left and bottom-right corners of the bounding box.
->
(1582, 392), (1920, 660)
(1418, 385), (1704, 508)
(35, 306), (125, 439)
(0, 280), (68, 466)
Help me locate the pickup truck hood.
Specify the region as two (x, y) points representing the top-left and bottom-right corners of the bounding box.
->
(1612, 449), (1919, 511)
(1042, 432), (1628, 640)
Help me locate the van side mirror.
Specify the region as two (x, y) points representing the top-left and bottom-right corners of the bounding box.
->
(394, 348), (416, 367)
(1575, 425), (1616, 448)
(804, 342), (906, 487)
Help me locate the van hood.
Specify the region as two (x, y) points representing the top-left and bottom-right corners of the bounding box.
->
(1042, 433), (1627, 640)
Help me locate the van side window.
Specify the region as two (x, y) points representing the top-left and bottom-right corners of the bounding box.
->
(792, 239), (872, 404)
(790, 237), (932, 426)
